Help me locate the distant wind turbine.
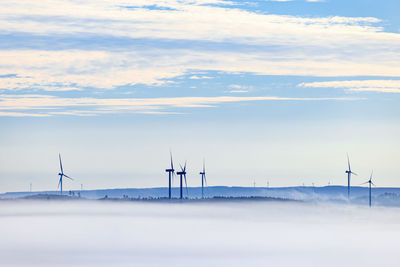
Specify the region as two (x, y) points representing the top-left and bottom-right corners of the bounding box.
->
(361, 170), (376, 207)
(177, 162), (188, 199)
(57, 153), (73, 195)
(345, 153), (357, 199)
(199, 159), (207, 199)
(165, 151), (175, 199)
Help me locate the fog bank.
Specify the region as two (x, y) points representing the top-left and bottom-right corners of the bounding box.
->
(0, 201), (398, 266)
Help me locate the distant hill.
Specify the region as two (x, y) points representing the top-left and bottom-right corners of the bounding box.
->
(2, 186), (400, 206)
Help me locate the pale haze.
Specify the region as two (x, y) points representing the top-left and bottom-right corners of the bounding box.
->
(0, 201), (399, 266)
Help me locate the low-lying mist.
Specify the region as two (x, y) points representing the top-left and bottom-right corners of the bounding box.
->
(0, 200), (398, 266)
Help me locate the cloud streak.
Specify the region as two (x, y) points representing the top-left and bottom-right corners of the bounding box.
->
(0, 0), (391, 46)
(0, 94), (363, 116)
(299, 80), (400, 93)
(1, 50), (400, 93)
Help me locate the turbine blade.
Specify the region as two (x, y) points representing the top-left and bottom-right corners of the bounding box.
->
(203, 158), (205, 173)
(204, 174), (207, 187)
(179, 163), (183, 172)
(370, 170), (373, 180)
(184, 161), (187, 172)
(170, 150), (174, 171)
(360, 181), (369, 185)
(351, 171), (358, 176)
(59, 153), (63, 173)
(347, 153), (351, 172)
(57, 177), (61, 188)
(63, 174), (73, 180)
(184, 174), (188, 196)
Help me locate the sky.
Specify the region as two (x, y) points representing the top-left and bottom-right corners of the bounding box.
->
(0, 0), (399, 192)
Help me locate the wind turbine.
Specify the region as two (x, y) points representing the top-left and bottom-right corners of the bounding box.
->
(165, 151), (175, 199)
(199, 159), (207, 199)
(57, 153), (73, 195)
(345, 153), (358, 199)
(361, 170), (375, 207)
(176, 162), (188, 199)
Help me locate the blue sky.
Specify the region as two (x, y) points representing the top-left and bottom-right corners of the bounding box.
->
(0, 0), (399, 192)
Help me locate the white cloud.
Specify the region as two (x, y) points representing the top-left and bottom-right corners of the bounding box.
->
(1, 50), (400, 93)
(0, 0), (397, 48)
(188, 75), (213, 80)
(0, 0), (399, 101)
(0, 94), (363, 116)
(229, 84), (249, 90)
(299, 80), (400, 93)
(0, 50), (185, 90)
(228, 90), (248, 93)
(0, 111), (49, 117)
(0, 76), (83, 92)
(226, 84), (251, 93)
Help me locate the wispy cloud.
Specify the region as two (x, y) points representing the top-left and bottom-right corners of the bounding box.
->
(0, 111), (49, 117)
(0, 0), (398, 117)
(0, 0), (398, 94)
(299, 80), (400, 93)
(188, 75), (213, 80)
(0, 94), (363, 116)
(226, 84), (251, 93)
(227, 90), (248, 93)
(0, 0), (387, 47)
(1, 49), (400, 93)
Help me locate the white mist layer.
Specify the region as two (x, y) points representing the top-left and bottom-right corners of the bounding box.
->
(0, 201), (399, 266)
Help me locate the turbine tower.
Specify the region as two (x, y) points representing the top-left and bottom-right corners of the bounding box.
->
(176, 162), (188, 199)
(165, 151), (175, 199)
(199, 159), (207, 199)
(345, 153), (357, 199)
(57, 153), (73, 195)
(361, 171), (375, 207)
